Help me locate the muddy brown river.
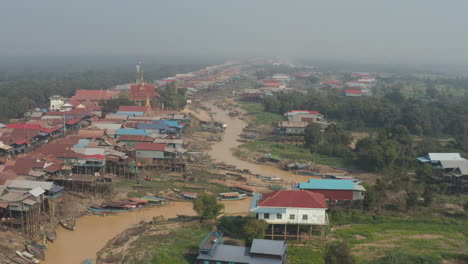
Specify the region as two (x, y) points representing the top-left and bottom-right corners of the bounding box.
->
(45, 102), (310, 263)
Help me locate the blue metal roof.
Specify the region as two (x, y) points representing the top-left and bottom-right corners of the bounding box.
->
(115, 111), (144, 117)
(137, 123), (175, 131)
(116, 129), (149, 136)
(299, 179), (355, 190)
(74, 139), (90, 148)
(250, 207), (287, 213)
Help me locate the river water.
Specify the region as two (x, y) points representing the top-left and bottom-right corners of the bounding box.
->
(45, 102), (309, 264)
(207, 104), (315, 184)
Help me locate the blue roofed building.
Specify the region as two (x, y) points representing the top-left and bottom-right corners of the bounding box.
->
(115, 128), (150, 137)
(298, 179), (365, 202)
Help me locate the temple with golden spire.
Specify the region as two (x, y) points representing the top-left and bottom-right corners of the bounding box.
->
(129, 61), (160, 105)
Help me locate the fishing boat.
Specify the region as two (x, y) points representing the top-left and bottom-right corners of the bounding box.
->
(140, 196), (167, 204)
(46, 230), (56, 242)
(88, 206), (129, 213)
(180, 192), (197, 200)
(15, 251), (39, 264)
(60, 218), (76, 231)
(24, 241), (46, 251)
(25, 244), (44, 260)
(219, 192), (247, 201)
(269, 185), (286, 191)
(80, 258), (93, 264)
(101, 202), (135, 211)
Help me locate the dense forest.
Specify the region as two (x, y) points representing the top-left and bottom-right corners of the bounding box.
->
(0, 62), (208, 122)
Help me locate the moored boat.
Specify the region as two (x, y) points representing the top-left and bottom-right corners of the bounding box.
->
(15, 251), (39, 263)
(46, 230), (56, 242)
(180, 192), (198, 200)
(25, 244), (44, 260)
(80, 258), (93, 264)
(60, 218), (76, 231)
(88, 206), (129, 213)
(219, 192), (247, 201)
(140, 196), (167, 204)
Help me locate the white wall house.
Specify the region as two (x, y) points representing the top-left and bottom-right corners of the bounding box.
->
(249, 190), (328, 226)
(49, 95), (66, 111)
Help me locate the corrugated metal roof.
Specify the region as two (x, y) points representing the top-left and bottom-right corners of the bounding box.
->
(250, 239), (286, 256)
(428, 153), (464, 161)
(5, 180), (54, 191)
(299, 179), (356, 190)
(29, 187), (45, 197)
(116, 129), (150, 136)
(250, 207), (287, 213)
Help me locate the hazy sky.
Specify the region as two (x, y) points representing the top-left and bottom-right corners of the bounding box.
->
(1, 0), (467, 64)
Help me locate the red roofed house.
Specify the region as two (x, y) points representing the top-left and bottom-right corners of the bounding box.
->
(135, 143), (169, 161)
(345, 89), (362, 97)
(249, 190), (328, 226)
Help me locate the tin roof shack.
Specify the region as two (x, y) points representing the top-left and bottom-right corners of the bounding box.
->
(284, 110), (324, 123)
(72, 154), (106, 174)
(417, 153), (468, 192)
(118, 135), (154, 148)
(4, 180), (63, 200)
(345, 89), (362, 97)
(197, 231), (287, 264)
(135, 143), (181, 163)
(298, 179), (365, 202)
(277, 121), (308, 136)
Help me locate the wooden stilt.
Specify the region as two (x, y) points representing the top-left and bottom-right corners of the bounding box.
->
(271, 224), (274, 239)
(284, 224), (287, 240)
(296, 224), (299, 240)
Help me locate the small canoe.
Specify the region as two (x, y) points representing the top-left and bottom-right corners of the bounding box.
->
(60, 219), (76, 231)
(46, 230), (56, 242)
(25, 244), (44, 260)
(89, 206), (129, 212)
(15, 251), (39, 264)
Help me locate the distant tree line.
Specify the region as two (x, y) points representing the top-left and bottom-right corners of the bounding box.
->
(0, 64), (206, 122)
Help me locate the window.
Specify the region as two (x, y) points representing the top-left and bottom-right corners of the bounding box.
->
(264, 213), (270, 219)
(290, 214), (295, 220)
(276, 214), (282, 219)
(302, 214), (308, 220)
(203, 261), (209, 264)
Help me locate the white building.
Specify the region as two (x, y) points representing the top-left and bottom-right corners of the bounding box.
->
(249, 190), (328, 225)
(49, 95), (66, 111)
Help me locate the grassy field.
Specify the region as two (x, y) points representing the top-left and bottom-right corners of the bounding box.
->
(237, 101), (283, 127)
(285, 210), (468, 264)
(241, 139), (351, 167)
(126, 222), (211, 264)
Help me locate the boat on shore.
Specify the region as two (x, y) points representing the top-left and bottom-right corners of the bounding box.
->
(15, 251), (39, 263)
(46, 230), (56, 242)
(60, 218), (76, 231)
(140, 196), (168, 205)
(88, 206), (129, 213)
(80, 258), (93, 264)
(219, 192), (247, 201)
(25, 243), (44, 260)
(180, 192), (198, 200)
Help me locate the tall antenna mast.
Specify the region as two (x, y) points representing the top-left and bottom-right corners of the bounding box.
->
(136, 61), (142, 84)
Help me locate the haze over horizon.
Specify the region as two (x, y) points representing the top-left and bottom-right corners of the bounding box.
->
(1, 0), (468, 65)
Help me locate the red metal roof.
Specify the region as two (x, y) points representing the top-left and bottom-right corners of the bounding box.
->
(83, 154), (106, 160)
(118, 106), (149, 112)
(258, 190), (327, 209)
(119, 135), (154, 142)
(135, 143), (166, 151)
(345, 90), (362, 94)
(323, 81), (341, 85)
(7, 124), (56, 133)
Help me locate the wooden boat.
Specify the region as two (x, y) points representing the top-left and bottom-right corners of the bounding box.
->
(24, 241), (46, 251)
(171, 188), (180, 192)
(15, 251), (39, 264)
(60, 219), (76, 231)
(46, 230), (56, 242)
(80, 258), (93, 264)
(180, 192), (197, 200)
(25, 244), (44, 260)
(219, 192), (247, 201)
(88, 206), (129, 213)
(141, 196), (167, 204)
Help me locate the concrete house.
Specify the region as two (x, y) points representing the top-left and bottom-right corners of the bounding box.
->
(250, 190), (328, 226)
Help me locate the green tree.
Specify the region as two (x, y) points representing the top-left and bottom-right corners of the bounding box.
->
(100, 94), (136, 114)
(422, 184), (438, 206)
(304, 123), (322, 146)
(242, 219), (268, 246)
(416, 164), (433, 180)
(373, 251), (442, 264)
(406, 191), (419, 210)
(324, 240), (355, 264)
(193, 193), (224, 221)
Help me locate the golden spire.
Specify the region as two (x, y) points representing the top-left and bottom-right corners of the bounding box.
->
(145, 96), (151, 108)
